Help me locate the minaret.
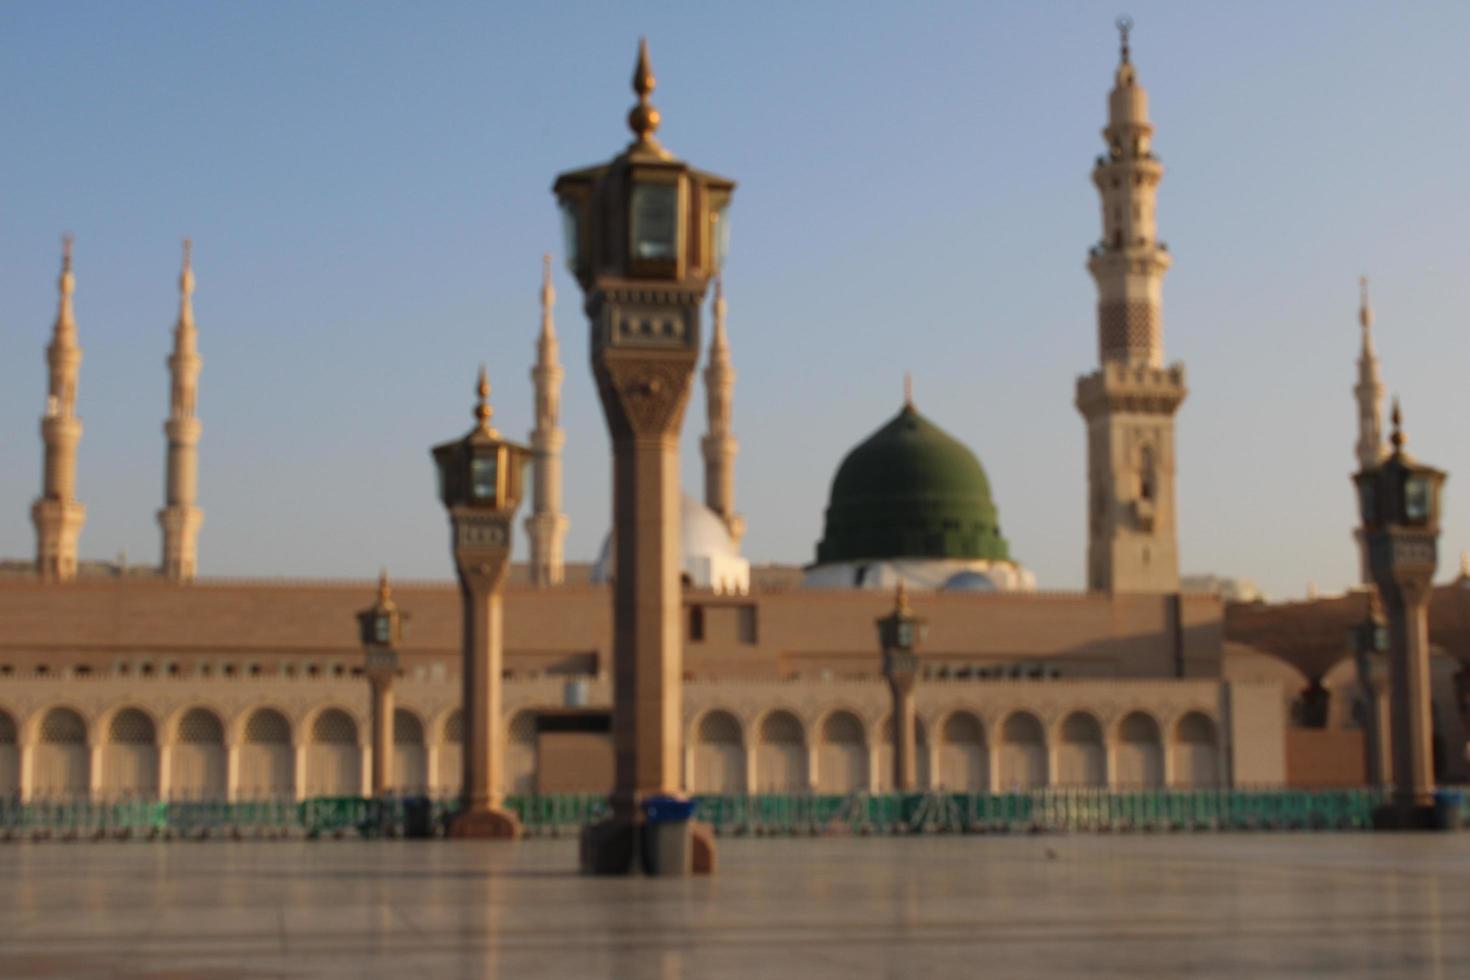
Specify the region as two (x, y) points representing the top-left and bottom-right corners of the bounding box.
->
(32, 235), (87, 582)
(700, 276), (744, 544)
(159, 239), (204, 582)
(1075, 19), (1186, 594)
(1353, 276), (1385, 585)
(1354, 277), (1386, 469)
(525, 254), (569, 586)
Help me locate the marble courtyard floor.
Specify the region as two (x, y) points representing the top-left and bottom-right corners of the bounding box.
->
(1, 834), (1467, 979)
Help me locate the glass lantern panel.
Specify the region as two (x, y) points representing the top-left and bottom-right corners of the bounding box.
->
(471, 454), (498, 503)
(896, 621), (914, 649)
(712, 204), (731, 272)
(374, 615), (391, 644)
(631, 183), (678, 260)
(1405, 476), (1430, 522)
(559, 200), (580, 273)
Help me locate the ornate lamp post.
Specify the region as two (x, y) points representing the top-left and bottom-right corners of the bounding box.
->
(1354, 401), (1447, 828)
(1349, 595), (1390, 788)
(357, 569), (406, 797)
(554, 40), (733, 875)
(431, 368), (532, 838)
(877, 584), (926, 791)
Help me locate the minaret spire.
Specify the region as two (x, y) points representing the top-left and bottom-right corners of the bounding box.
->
(1354, 275), (1386, 469)
(159, 238), (204, 582)
(526, 253), (569, 586)
(33, 234), (87, 581)
(1076, 20), (1186, 594)
(701, 275), (744, 545)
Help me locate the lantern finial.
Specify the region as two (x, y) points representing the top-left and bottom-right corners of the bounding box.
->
(474, 365), (498, 436)
(627, 38), (664, 152)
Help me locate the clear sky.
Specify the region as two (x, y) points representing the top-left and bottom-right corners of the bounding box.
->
(1, 1), (1467, 599)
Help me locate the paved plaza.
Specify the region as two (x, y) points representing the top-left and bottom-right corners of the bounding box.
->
(1, 834), (1468, 978)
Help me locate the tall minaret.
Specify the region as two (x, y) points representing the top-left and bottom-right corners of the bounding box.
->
(1352, 276), (1385, 585)
(701, 276), (744, 544)
(159, 239), (204, 582)
(1074, 19), (1186, 594)
(525, 254), (569, 586)
(32, 235), (87, 582)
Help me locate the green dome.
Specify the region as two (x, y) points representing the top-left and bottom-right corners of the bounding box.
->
(815, 403), (1011, 565)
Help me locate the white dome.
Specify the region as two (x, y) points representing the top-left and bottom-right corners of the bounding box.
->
(803, 557), (1036, 593)
(942, 570), (998, 592)
(591, 496), (749, 594)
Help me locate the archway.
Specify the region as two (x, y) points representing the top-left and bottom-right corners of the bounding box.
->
(0, 710), (17, 798)
(754, 710), (806, 792)
(393, 709), (428, 794)
(877, 715), (929, 791)
(436, 710), (463, 795)
(999, 712), (1046, 790)
(1056, 712), (1105, 787)
(1116, 712), (1164, 787)
(506, 710), (536, 796)
(692, 710), (745, 794)
(34, 707), (88, 799)
(170, 708), (226, 799)
(239, 708), (293, 799)
(306, 709), (360, 796)
(816, 711), (868, 794)
(1171, 712), (1219, 787)
(937, 711), (987, 791)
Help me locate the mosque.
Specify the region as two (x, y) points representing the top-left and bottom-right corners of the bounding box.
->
(0, 29), (1463, 804)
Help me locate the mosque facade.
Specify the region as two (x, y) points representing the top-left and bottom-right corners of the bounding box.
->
(0, 29), (1459, 804)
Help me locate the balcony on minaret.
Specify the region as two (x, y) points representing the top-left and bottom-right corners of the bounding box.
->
(1075, 362), (1187, 420)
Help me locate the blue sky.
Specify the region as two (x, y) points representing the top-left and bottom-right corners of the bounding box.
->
(1, 1), (1467, 598)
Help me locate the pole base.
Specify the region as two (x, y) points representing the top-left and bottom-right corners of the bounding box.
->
(579, 815), (716, 876)
(447, 806), (522, 840)
(1371, 801), (1438, 831)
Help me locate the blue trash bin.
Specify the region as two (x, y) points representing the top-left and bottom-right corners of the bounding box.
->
(640, 796), (697, 875)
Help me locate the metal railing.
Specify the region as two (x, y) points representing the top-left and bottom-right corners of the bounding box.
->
(0, 787), (1449, 840)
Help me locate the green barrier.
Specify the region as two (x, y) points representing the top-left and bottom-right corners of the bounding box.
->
(0, 786), (1412, 840)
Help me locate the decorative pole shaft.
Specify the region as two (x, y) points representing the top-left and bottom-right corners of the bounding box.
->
(370, 673), (395, 796)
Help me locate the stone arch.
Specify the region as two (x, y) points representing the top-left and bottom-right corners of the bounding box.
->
(0, 708), (18, 798)
(937, 710), (987, 791)
(754, 708), (807, 792)
(99, 707), (159, 798)
(393, 708), (429, 795)
(505, 709), (537, 796)
(436, 708), (463, 795)
(1055, 711), (1105, 787)
(171, 707), (226, 799)
(239, 707), (293, 799)
(691, 709), (745, 794)
(877, 714), (929, 791)
(306, 707), (360, 796)
(816, 709), (868, 794)
(1171, 711), (1219, 788)
(33, 706), (89, 799)
(998, 710), (1047, 790)
(1115, 710), (1164, 788)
